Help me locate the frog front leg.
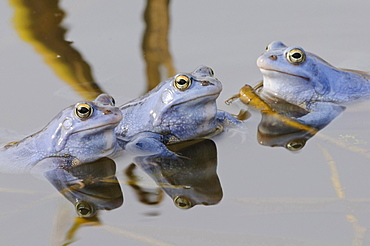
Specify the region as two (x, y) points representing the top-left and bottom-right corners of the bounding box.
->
(125, 132), (176, 157)
(216, 110), (247, 129)
(297, 102), (345, 129)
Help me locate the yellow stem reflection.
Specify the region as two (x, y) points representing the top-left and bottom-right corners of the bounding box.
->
(142, 0), (176, 91)
(319, 143), (367, 245)
(62, 215), (175, 246)
(316, 133), (370, 160)
(320, 146), (345, 198)
(9, 0), (104, 100)
(62, 216), (101, 246)
(102, 224), (175, 246)
(346, 215), (367, 246)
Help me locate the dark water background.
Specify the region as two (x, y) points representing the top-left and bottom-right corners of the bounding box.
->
(1, 1), (370, 245)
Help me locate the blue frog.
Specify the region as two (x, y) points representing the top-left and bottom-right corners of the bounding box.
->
(115, 66), (245, 156)
(254, 41), (370, 127)
(0, 94), (122, 173)
(257, 41), (370, 105)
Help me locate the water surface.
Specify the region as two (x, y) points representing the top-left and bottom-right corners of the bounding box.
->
(1, 1), (370, 245)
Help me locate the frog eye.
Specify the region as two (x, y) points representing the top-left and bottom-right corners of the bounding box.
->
(75, 201), (96, 217)
(174, 75), (192, 90)
(173, 196), (192, 209)
(208, 68), (214, 77)
(75, 103), (93, 119)
(286, 48), (306, 64)
(285, 138), (306, 151)
(109, 96), (115, 106)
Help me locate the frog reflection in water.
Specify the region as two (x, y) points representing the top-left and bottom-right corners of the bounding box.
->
(43, 157), (123, 218)
(115, 66), (245, 156)
(0, 94), (122, 173)
(126, 139), (222, 209)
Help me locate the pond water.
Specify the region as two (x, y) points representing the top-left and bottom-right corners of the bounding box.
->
(1, 0), (370, 245)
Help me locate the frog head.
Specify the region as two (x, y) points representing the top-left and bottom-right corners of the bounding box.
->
(151, 66), (222, 127)
(257, 41), (333, 105)
(49, 94), (122, 162)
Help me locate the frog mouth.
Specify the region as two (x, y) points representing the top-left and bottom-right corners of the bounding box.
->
(171, 93), (220, 107)
(71, 122), (119, 135)
(259, 68), (310, 81)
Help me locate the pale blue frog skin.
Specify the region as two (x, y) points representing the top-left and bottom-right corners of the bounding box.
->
(115, 66), (244, 156)
(256, 41), (370, 127)
(258, 41), (370, 105)
(0, 94), (122, 173)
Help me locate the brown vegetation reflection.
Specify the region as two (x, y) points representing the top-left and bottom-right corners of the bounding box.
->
(9, 0), (104, 100)
(125, 163), (164, 205)
(10, 0), (176, 98)
(142, 0), (176, 91)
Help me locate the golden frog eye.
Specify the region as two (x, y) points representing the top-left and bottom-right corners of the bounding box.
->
(75, 201), (96, 217)
(75, 103), (93, 119)
(109, 96), (115, 106)
(208, 67), (214, 76)
(285, 138), (306, 151)
(174, 75), (192, 90)
(173, 195), (192, 209)
(286, 48), (306, 64)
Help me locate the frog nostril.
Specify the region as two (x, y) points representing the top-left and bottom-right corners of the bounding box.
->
(269, 55), (277, 61)
(201, 81), (214, 86)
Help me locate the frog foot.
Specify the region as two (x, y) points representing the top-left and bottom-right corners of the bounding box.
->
(232, 109), (251, 121)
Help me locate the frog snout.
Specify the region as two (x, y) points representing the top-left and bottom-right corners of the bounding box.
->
(257, 56), (271, 68)
(258, 54), (277, 65)
(103, 110), (112, 115)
